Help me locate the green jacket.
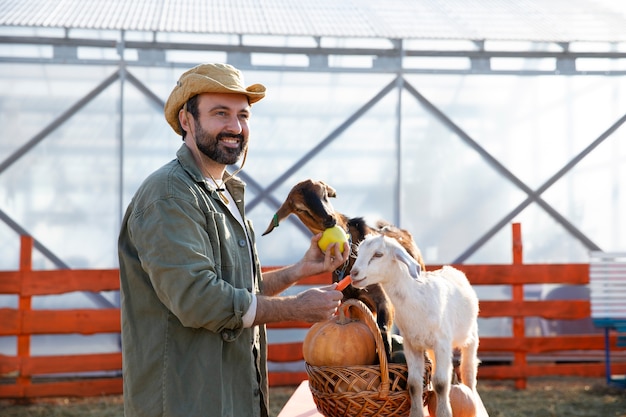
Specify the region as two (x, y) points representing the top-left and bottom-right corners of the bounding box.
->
(118, 144), (268, 417)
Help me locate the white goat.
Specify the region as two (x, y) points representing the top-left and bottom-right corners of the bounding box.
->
(350, 235), (480, 417)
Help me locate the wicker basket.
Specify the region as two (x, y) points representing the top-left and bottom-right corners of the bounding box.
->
(305, 299), (432, 417)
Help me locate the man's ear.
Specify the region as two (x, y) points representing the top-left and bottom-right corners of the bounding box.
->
(179, 104), (193, 137)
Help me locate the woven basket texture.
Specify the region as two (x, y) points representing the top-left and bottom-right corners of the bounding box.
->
(305, 299), (432, 417)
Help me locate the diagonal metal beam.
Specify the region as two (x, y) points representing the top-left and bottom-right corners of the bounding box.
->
(0, 70), (121, 174)
(0, 71), (121, 309)
(454, 111), (626, 262)
(453, 200), (532, 263)
(403, 79), (601, 260)
(124, 68), (166, 110)
(404, 80), (535, 195)
(246, 76), (400, 211)
(0, 208), (68, 269)
(534, 111), (626, 197)
(0, 208), (115, 308)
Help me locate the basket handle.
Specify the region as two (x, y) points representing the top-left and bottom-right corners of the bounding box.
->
(340, 298), (390, 399)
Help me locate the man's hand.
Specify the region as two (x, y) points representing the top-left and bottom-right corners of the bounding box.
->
(260, 234), (350, 297)
(297, 233), (350, 278)
(293, 286), (343, 322)
(253, 285), (343, 325)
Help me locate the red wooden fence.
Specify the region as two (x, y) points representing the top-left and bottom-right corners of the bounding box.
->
(1, 224), (625, 399)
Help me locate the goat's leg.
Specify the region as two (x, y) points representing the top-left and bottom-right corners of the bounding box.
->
(371, 286), (394, 360)
(352, 287), (394, 360)
(459, 328), (479, 391)
(431, 344), (453, 417)
(376, 305), (393, 360)
(403, 347), (426, 417)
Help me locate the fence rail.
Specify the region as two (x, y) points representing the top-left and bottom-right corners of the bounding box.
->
(1, 224), (625, 399)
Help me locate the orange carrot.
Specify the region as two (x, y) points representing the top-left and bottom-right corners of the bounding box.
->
(335, 276), (352, 291)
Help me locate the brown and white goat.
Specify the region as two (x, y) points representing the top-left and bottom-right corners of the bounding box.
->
(262, 179), (425, 359)
(350, 235), (479, 417)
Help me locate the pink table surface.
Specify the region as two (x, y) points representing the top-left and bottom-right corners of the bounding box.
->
(277, 380), (490, 417)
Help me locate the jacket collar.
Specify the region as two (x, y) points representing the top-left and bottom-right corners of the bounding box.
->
(177, 143), (205, 183)
(176, 143), (246, 200)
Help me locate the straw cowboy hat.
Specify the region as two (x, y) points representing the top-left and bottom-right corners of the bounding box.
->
(164, 63), (266, 135)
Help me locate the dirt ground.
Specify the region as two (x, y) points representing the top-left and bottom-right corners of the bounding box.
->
(0, 377), (625, 417)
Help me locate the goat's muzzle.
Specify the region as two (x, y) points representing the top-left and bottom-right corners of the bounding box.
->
(323, 216), (337, 229)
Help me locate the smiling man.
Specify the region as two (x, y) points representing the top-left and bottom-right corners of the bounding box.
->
(117, 63), (348, 417)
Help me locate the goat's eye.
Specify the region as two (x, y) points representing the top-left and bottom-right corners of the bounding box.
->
(367, 251), (383, 265)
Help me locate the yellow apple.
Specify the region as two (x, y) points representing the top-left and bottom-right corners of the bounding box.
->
(318, 225), (349, 253)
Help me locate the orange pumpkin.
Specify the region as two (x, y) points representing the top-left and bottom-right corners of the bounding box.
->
(302, 302), (377, 366)
(426, 384), (477, 417)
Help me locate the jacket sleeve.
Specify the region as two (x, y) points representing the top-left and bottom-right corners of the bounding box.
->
(127, 194), (253, 333)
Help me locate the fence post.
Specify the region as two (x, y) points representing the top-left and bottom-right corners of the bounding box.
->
(511, 223), (527, 389)
(17, 235), (33, 397)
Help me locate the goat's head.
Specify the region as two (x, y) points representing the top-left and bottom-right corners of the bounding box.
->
(350, 235), (421, 288)
(262, 179), (340, 236)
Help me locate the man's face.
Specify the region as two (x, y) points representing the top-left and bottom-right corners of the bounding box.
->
(192, 93), (251, 165)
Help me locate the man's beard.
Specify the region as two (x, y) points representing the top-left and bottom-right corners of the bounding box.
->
(194, 122), (247, 165)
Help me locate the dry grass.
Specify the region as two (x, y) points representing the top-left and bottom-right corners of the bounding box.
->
(1, 377), (625, 417)
(477, 377), (626, 417)
(0, 395), (124, 417)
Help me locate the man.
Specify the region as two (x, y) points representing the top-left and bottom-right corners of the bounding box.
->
(118, 63), (348, 417)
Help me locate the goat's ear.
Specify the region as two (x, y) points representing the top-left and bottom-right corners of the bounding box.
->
(262, 202), (293, 236)
(393, 246), (421, 279)
(320, 181), (337, 198)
